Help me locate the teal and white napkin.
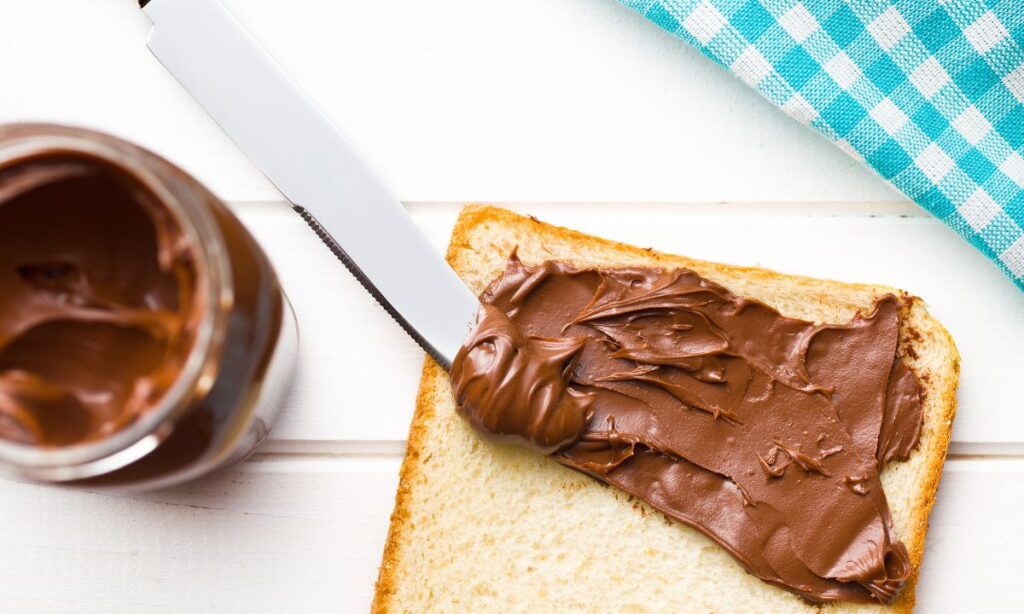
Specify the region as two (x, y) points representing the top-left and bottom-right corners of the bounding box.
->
(619, 0), (1024, 290)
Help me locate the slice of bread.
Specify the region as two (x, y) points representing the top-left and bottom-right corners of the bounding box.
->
(373, 205), (959, 613)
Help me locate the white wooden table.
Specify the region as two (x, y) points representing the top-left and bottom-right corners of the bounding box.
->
(3, 1), (1023, 612)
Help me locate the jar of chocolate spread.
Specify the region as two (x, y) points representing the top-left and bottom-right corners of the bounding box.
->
(0, 124), (297, 490)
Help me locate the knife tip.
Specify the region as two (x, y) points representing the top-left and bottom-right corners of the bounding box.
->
(139, 0), (151, 7)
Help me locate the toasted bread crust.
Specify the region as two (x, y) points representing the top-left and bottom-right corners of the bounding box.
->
(374, 205), (959, 614)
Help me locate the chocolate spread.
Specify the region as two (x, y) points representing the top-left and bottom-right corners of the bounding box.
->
(0, 155), (200, 447)
(451, 256), (924, 605)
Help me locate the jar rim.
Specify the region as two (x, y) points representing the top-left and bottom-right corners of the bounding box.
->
(0, 124), (232, 480)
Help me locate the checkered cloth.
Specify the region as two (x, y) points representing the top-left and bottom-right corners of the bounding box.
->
(619, 0), (1024, 290)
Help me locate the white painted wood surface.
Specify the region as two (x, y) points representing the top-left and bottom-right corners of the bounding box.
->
(1, 0), (903, 204)
(1, 1), (1022, 612)
(0, 458), (1021, 613)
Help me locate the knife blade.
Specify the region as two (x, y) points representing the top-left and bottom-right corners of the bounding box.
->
(139, 0), (479, 368)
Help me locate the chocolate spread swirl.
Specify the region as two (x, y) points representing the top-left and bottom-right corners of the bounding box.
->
(451, 303), (593, 454)
(0, 156), (199, 447)
(451, 255), (924, 604)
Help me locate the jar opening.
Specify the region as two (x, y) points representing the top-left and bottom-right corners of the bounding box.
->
(0, 126), (231, 478)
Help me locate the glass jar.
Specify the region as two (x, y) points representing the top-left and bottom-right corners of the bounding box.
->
(0, 123), (298, 490)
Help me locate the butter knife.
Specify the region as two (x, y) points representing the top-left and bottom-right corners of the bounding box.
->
(139, 0), (479, 368)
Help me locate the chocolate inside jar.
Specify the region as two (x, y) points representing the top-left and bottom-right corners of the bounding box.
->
(0, 154), (201, 447)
